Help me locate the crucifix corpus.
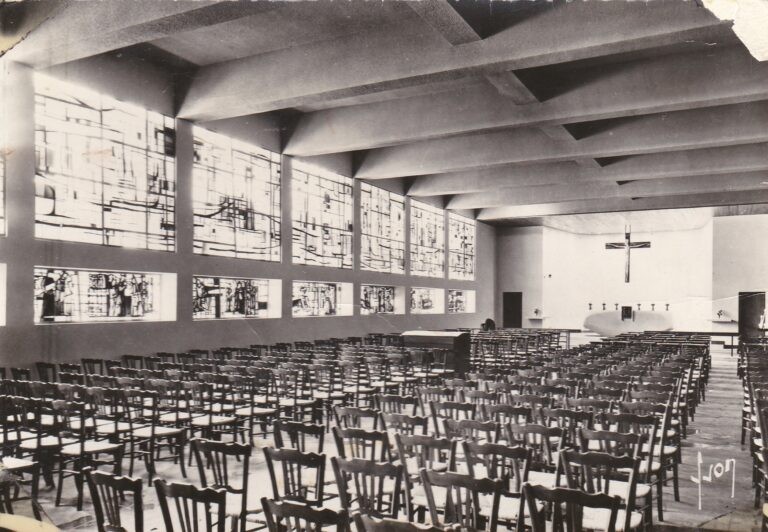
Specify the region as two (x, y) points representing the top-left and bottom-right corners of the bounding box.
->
(605, 225), (650, 283)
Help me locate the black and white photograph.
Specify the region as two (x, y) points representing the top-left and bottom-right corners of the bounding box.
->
(1, 0), (767, 530)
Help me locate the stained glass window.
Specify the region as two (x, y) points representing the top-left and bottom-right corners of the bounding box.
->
(410, 200), (445, 278)
(449, 213), (476, 280)
(292, 162), (353, 269)
(447, 289), (476, 313)
(193, 276), (281, 319)
(361, 183), (405, 274)
(360, 284), (404, 315)
(33, 266), (176, 323)
(192, 127), (281, 261)
(34, 74), (176, 251)
(292, 280), (353, 317)
(410, 287), (445, 314)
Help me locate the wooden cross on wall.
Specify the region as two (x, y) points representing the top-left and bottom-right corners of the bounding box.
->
(605, 225), (650, 283)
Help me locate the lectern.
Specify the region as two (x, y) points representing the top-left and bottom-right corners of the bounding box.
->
(401, 330), (471, 375)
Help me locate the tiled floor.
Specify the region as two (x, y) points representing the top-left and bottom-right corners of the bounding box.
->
(14, 343), (761, 531)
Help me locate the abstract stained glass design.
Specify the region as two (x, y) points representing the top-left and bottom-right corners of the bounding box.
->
(410, 287), (444, 314)
(34, 74), (176, 251)
(448, 213), (476, 280)
(193, 276), (272, 319)
(192, 127), (281, 261)
(292, 281), (344, 317)
(360, 284), (396, 315)
(410, 200), (445, 278)
(34, 267), (162, 323)
(361, 183), (405, 274)
(448, 289), (475, 313)
(292, 163), (354, 269)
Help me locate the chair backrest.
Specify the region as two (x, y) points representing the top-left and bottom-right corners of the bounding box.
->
(429, 401), (476, 436)
(380, 412), (429, 436)
(191, 439), (251, 526)
(154, 479), (226, 532)
(85, 469), (143, 532)
(375, 394), (420, 416)
(442, 418), (498, 443)
(353, 512), (461, 531)
(520, 483), (622, 532)
(263, 447), (326, 507)
(35, 362), (57, 383)
(261, 498), (348, 531)
(506, 423), (563, 470)
(420, 469), (502, 531)
(481, 404), (531, 425)
(332, 427), (392, 461)
(274, 420), (325, 453)
(332, 457), (404, 519)
(462, 441), (530, 494)
(334, 405), (380, 429)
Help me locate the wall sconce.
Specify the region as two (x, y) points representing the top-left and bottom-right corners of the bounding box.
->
(637, 303), (642, 311)
(666, 303), (670, 311)
(651, 303), (656, 311)
(614, 303), (619, 311)
(602, 302), (606, 311)
(588, 303), (592, 311)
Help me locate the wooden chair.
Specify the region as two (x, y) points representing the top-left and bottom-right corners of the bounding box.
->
(506, 424), (564, 489)
(274, 420), (326, 453)
(191, 438), (260, 532)
(35, 362), (57, 383)
(332, 457), (404, 519)
(263, 447), (326, 507)
(420, 469), (502, 531)
(429, 401), (476, 437)
(394, 433), (457, 519)
(380, 413), (429, 437)
(560, 449), (644, 531)
(155, 479), (227, 532)
(85, 469), (143, 532)
(332, 427), (393, 461)
(334, 406), (380, 430)
(519, 483), (623, 532)
(261, 498), (348, 532)
(375, 394), (421, 416)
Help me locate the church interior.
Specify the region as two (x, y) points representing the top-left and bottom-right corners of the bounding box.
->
(1, 0), (767, 530)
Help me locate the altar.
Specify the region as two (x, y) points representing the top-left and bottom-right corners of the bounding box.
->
(583, 310), (672, 337)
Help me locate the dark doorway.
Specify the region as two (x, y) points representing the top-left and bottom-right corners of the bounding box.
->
(738, 291), (766, 339)
(503, 292), (523, 328)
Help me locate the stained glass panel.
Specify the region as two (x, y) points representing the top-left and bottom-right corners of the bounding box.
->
(410, 200), (445, 278)
(361, 284), (404, 315)
(360, 183), (405, 274)
(193, 276), (280, 319)
(292, 280), (353, 317)
(291, 162), (353, 269)
(34, 74), (176, 250)
(34, 267), (175, 323)
(410, 287), (445, 314)
(449, 213), (476, 280)
(192, 127), (281, 261)
(447, 289), (476, 313)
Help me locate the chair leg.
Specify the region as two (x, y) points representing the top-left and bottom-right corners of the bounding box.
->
(655, 476), (664, 522)
(672, 462), (680, 502)
(30, 464), (41, 521)
(177, 435), (187, 479)
(54, 459), (65, 507)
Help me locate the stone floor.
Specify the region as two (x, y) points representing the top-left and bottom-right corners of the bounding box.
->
(13, 343), (762, 531)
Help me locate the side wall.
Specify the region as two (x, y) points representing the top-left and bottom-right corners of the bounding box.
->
(0, 58), (496, 365)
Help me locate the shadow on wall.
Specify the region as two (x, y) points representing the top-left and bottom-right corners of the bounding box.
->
(583, 311), (672, 337)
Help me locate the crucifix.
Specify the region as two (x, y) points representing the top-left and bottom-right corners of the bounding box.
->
(605, 225), (650, 283)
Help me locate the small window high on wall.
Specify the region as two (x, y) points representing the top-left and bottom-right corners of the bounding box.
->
(193, 276), (281, 319)
(360, 183), (405, 274)
(291, 162), (354, 269)
(448, 289), (476, 313)
(410, 200), (445, 278)
(33, 266), (176, 324)
(292, 280), (353, 317)
(34, 74), (176, 251)
(360, 284), (405, 315)
(192, 127), (281, 261)
(410, 287), (445, 314)
(448, 213), (476, 281)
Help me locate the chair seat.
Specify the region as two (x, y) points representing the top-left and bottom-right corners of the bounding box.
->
(582, 508), (643, 531)
(96, 421), (139, 434)
(20, 435), (74, 450)
(1, 457), (35, 471)
(61, 439), (122, 456)
(132, 425), (184, 438)
(235, 406), (276, 417)
(527, 471), (561, 488)
(191, 415), (237, 427)
(278, 398), (315, 407)
(312, 391), (346, 400)
(762, 502), (768, 518)
(412, 485), (447, 509)
(608, 481), (652, 500)
(342, 386), (374, 394)
(480, 493), (541, 521)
